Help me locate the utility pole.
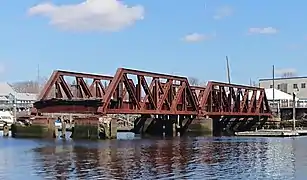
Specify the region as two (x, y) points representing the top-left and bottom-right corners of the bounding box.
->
(272, 65), (275, 105)
(13, 98), (16, 123)
(272, 65), (276, 118)
(226, 56), (231, 84)
(293, 92), (296, 131)
(37, 64), (40, 94)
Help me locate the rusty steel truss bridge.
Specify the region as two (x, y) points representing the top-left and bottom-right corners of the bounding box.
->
(33, 67), (272, 135)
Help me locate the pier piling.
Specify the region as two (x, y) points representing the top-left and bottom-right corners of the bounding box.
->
(3, 123), (9, 137)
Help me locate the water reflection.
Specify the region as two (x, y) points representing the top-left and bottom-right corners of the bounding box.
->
(24, 136), (301, 179)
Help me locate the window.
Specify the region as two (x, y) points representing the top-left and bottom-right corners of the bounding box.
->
(293, 84), (298, 89)
(277, 84), (280, 89)
(302, 83), (306, 88)
(270, 85), (273, 88)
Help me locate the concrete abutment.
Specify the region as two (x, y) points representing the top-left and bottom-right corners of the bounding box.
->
(71, 116), (117, 139)
(9, 114), (269, 139)
(133, 115), (215, 137)
(11, 117), (55, 138)
(11, 116), (118, 140)
(186, 117), (214, 136)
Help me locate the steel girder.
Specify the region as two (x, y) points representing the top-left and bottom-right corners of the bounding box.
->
(34, 68), (272, 117)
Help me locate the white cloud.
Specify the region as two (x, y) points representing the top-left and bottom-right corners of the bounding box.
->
(213, 6), (233, 20)
(28, 0), (145, 32)
(182, 33), (215, 42)
(248, 27), (278, 35)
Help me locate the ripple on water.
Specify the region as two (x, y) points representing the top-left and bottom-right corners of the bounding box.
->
(0, 135), (305, 179)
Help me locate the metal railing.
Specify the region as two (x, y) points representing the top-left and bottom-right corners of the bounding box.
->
(269, 100), (307, 108)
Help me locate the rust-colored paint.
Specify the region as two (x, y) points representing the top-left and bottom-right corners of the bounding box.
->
(34, 68), (272, 118)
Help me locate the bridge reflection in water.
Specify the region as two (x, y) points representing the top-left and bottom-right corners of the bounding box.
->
(28, 134), (301, 179)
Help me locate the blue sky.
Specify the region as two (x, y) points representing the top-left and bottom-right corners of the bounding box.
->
(0, 0), (307, 85)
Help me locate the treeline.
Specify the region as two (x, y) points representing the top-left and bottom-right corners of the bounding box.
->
(10, 77), (48, 94)
(10, 77), (205, 94)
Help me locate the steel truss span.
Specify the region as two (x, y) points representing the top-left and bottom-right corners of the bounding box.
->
(34, 68), (272, 118)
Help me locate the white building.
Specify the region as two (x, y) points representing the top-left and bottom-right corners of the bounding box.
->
(264, 88), (307, 109)
(0, 82), (37, 111)
(265, 88), (297, 101)
(259, 77), (307, 99)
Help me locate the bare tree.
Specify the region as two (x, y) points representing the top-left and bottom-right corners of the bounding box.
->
(11, 76), (48, 94)
(201, 81), (207, 87)
(188, 77), (199, 86)
(276, 68), (297, 78)
(11, 81), (38, 93)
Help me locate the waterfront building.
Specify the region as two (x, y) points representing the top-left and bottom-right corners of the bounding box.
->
(259, 76), (307, 120)
(259, 76), (307, 99)
(0, 82), (37, 112)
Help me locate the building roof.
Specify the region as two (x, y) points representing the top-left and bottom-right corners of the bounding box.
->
(15, 93), (37, 101)
(0, 96), (8, 101)
(0, 83), (16, 96)
(264, 88), (298, 101)
(259, 76), (307, 81)
(0, 82), (38, 101)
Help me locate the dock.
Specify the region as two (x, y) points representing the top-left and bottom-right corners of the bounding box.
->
(235, 129), (307, 137)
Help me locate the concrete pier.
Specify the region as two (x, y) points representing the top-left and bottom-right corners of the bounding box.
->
(11, 117), (55, 138)
(71, 117), (99, 139)
(101, 118), (117, 139)
(71, 116), (117, 139)
(185, 117), (213, 135)
(60, 121), (66, 138)
(3, 123), (9, 137)
(133, 115), (213, 137)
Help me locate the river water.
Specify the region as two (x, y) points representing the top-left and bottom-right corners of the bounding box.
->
(0, 132), (306, 180)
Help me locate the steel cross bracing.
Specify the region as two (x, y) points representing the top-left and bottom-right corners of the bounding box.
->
(34, 68), (272, 117)
(191, 82), (271, 117)
(34, 70), (113, 113)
